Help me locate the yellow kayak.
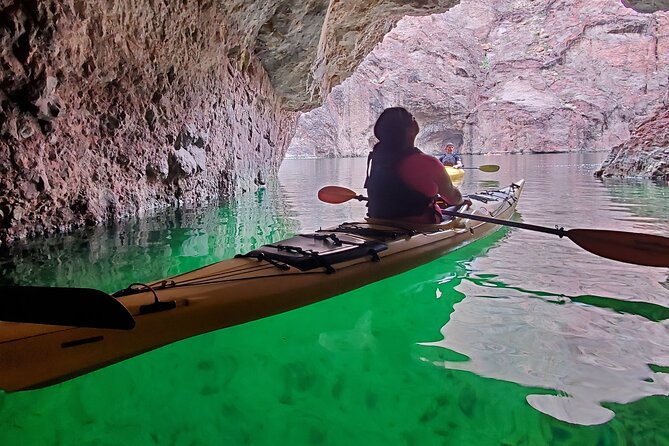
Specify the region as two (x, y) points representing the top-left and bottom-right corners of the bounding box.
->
(446, 166), (464, 182)
(0, 180), (525, 392)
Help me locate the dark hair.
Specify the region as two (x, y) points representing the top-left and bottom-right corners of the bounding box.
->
(373, 107), (414, 146)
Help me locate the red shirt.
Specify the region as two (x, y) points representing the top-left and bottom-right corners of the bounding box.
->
(396, 153), (445, 223)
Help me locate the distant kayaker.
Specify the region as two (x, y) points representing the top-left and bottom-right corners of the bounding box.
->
(364, 107), (470, 224)
(438, 142), (463, 168)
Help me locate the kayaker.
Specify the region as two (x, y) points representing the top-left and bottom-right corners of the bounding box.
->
(364, 107), (470, 224)
(439, 142), (463, 168)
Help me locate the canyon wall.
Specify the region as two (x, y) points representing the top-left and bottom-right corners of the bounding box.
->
(595, 101), (669, 178)
(598, 0), (669, 179)
(0, 0), (457, 243)
(288, 0), (669, 158)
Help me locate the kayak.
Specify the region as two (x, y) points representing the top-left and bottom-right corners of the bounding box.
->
(0, 179), (524, 392)
(446, 166), (464, 182)
(0, 180), (524, 392)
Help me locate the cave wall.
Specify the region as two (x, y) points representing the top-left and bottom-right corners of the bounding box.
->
(0, 1), (296, 242)
(4, 0), (660, 244)
(0, 0), (458, 243)
(288, 0), (669, 158)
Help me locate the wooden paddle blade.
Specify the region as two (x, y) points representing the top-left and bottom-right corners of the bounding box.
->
(566, 229), (669, 267)
(318, 186), (362, 204)
(479, 164), (500, 172)
(0, 286), (136, 329)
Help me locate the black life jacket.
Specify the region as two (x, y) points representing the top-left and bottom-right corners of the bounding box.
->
(364, 144), (436, 220)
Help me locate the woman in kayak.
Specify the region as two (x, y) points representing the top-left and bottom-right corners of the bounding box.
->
(364, 107), (469, 223)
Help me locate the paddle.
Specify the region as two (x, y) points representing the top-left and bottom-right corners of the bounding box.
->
(459, 164), (500, 172)
(0, 286), (136, 329)
(317, 186), (669, 268)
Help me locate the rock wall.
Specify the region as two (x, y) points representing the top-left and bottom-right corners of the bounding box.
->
(598, 0), (669, 179)
(257, 0), (460, 110)
(0, 1), (295, 242)
(288, 0), (669, 157)
(0, 0), (457, 243)
(595, 102), (669, 178)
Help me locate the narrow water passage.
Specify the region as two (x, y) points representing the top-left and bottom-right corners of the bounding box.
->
(1, 152), (668, 445)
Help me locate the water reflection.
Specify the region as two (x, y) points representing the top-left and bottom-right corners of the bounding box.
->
(0, 187), (299, 292)
(598, 178), (669, 234)
(417, 278), (669, 426)
(413, 156), (669, 426)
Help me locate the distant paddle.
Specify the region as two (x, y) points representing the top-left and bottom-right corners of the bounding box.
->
(317, 185), (669, 268)
(460, 164), (500, 172)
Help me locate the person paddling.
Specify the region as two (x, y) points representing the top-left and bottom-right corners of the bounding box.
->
(364, 107), (470, 224)
(438, 142), (463, 168)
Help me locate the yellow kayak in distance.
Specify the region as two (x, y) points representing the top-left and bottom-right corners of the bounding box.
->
(0, 180), (525, 392)
(445, 166), (464, 182)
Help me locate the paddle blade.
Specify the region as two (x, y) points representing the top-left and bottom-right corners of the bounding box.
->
(566, 229), (669, 267)
(479, 164), (500, 172)
(318, 186), (363, 204)
(0, 287), (136, 329)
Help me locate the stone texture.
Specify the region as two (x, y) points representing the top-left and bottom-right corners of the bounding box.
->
(598, 0), (669, 179)
(306, 0), (460, 109)
(595, 105), (669, 178)
(288, 0), (669, 158)
(0, 1), (294, 242)
(0, 0), (456, 243)
(623, 0), (669, 13)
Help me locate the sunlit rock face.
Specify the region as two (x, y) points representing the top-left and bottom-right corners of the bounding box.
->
(288, 0), (669, 157)
(598, 0), (669, 179)
(0, 0), (457, 242)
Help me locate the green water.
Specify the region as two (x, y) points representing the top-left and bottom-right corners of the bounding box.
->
(1, 153), (668, 445)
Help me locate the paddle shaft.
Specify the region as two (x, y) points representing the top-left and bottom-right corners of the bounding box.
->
(448, 164), (500, 172)
(331, 188), (562, 236)
(317, 185), (669, 267)
(441, 209), (564, 236)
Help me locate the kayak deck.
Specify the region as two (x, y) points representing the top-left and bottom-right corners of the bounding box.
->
(0, 180), (524, 392)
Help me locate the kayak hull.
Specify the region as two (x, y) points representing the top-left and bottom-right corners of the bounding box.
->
(445, 166), (464, 182)
(0, 180), (524, 392)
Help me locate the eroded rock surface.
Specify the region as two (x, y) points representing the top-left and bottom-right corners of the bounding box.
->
(597, 0), (669, 179)
(0, 0), (455, 242)
(596, 103), (669, 178)
(623, 0), (669, 13)
(289, 0), (669, 157)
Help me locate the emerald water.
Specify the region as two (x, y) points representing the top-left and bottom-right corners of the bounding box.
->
(1, 152), (668, 445)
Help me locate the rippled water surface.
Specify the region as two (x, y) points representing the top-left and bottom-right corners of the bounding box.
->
(1, 152), (668, 445)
